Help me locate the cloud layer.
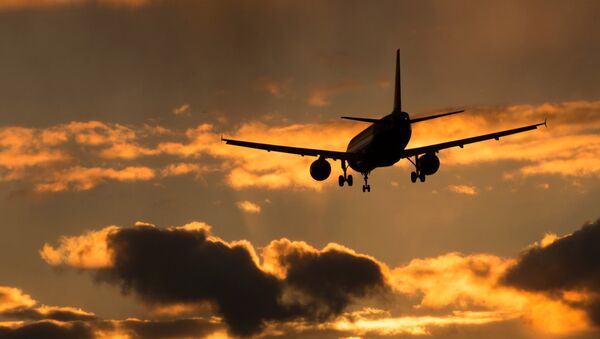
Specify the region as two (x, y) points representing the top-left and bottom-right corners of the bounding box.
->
(0, 285), (224, 338)
(1, 100), (599, 193)
(39, 218), (600, 337)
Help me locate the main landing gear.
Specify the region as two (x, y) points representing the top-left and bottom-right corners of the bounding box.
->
(408, 156), (426, 183)
(338, 160), (353, 187)
(362, 172), (371, 192)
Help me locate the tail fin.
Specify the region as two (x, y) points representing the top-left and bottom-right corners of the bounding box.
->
(393, 49), (401, 112)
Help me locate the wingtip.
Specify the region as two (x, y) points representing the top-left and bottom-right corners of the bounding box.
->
(544, 117), (548, 128)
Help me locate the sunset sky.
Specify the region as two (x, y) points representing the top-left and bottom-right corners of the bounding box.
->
(1, 1), (600, 338)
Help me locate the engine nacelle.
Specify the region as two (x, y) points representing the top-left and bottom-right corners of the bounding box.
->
(310, 158), (331, 181)
(419, 153), (440, 175)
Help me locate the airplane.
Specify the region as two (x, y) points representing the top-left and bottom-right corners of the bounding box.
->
(223, 49), (546, 192)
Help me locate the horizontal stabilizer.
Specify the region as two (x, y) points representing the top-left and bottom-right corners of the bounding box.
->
(341, 116), (381, 123)
(410, 110), (465, 124)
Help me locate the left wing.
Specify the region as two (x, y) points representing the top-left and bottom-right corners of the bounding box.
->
(221, 138), (359, 161)
(401, 120), (546, 158)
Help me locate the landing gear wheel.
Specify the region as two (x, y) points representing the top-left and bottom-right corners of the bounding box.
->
(410, 171), (417, 183)
(366, 185), (371, 192)
(347, 175), (353, 186)
(338, 175), (345, 187)
(362, 185), (366, 192)
(419, 173), (426, 182)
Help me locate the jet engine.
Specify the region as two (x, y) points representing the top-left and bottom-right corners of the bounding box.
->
(419, 153), (440, 175)
(310, 158), (331, 181)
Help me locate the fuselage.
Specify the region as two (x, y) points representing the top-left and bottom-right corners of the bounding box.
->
(347, 111), (412, 173)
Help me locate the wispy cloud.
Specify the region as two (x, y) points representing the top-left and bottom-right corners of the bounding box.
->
(307, 81), (360, 107)
(255, 77), (291, 97)
(236, 200), (261, 214)
(34, 166), (155, 192)
(0, 121), (163, 192)
(173, 103), (191, 116)
(448, 184), (478, 195)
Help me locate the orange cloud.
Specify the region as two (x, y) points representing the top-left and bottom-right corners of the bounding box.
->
(173, 103), (191, 116)
(0, 285), (226, 338)
(0, 121), (165, 192)
(390, 252), (589, 334)
(159, 121), (363, 190)
(448, 184), (478, 195)
(1, 100), (598, 193)
(308, 81), (360, 107)
(261, 238), (391, 281)
(0, 127), (68, 170)
(236, 200), (261, 214)
(410, 100), (600, 178)
(158, 100), (598, 191)
(0, 287), (36, 312)
(34, 166), (155, 192)
(40, 226), (119, 268)
(0, 285), (96, 326)
(326, 309), (515, 336)
(160, 162), (206, 178)
(98, 143), (157, 159)
(255, 77), (291, 97)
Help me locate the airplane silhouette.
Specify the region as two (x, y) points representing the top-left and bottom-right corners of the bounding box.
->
(223, 50), (546, 192)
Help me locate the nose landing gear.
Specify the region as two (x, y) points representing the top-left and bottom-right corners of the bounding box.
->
(362, 172), (371, 192)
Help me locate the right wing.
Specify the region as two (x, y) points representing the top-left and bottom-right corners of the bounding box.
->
(401, 120), (546, 158)
(222, 138), (358, 161)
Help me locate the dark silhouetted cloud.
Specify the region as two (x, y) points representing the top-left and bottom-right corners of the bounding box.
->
(91, 224), (389, 336)
(0, 321), (94, 339)
(503, 219), (600, 326)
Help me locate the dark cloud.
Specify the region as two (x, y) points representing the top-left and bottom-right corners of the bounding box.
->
(503, 219), (600, 325)
(95, 225), (388, 336)
(98, 225), (288, 336)
(279, 246), (387, 320)
(0, 317), (224, 339)
(0, 321), (94, 339)
(503, 219), (600, 291)
(2, 307), (96, 322)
